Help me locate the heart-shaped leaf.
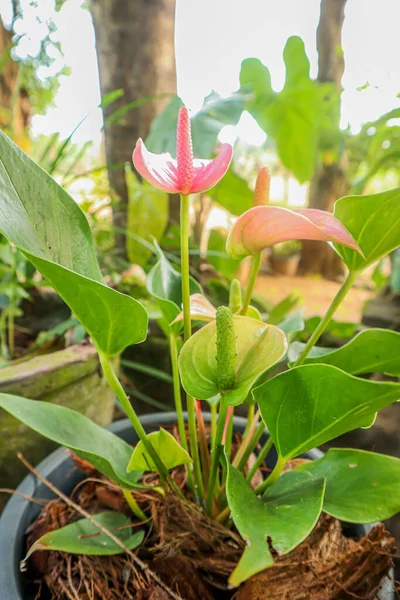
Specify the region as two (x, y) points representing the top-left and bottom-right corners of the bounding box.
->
(147, 244), (202, 335)
(294, 329), (400, 376)
(0, 394), (144, 489)
(179, 316), (287, 406)
(254, 365), (400, 460)
(0, 131), (148, 356)
(297, 448), (400, 523)
(127, 428), (191, 473)
(24, 512), (144, 561)
(226, 466), (325, 585)
(226, 206), (361, 260)
(126, 166), (168, 266)
(333, 188), (400, 272)
(241, 37), (320, 182)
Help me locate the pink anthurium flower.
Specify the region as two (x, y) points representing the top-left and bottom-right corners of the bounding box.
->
(226, 205), (363, 260)
(132, 106), (233, 195)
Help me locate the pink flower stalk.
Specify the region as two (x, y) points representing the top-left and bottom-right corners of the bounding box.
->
(222, 406), (234, 444)
(132, 106), (233, 195)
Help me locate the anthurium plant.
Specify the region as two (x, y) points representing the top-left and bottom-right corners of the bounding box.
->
(0, 107), (400, 589)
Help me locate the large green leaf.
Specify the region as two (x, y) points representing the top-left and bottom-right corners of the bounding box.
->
(297, 449), (400, 523)
(226, 466), (325, 585)
(0, 394), (144, 489)
(146, 92), (245, 158)
(128, 428), (191, 473)
(333, 188), (400, 272)
(146, 243), (202, 334)
(0, 131), (148, 356)
(242, 37), (320, 182)
(254, 365), (400, 460)
(210, 168), (253, 216)
(24, 512), (144, 560)
(179, 316), (287, 406)
(298, 329), (400, 376)
(126, 166), (168, 266)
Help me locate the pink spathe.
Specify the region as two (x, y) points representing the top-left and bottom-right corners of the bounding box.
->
(132, 106), (233, 195)
(227, 205), (363, 260)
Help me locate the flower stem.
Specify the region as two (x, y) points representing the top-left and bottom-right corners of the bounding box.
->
(195, 400), (211, 490)
(244, 404), (255, 436)
(122, 489), (147, 521)
(293, 270), (359, 367)
(235, 420), (265, 472)
(169, 334), (187, 451)
(241, 252), (262, 315)
(206, 396), (229, 516)
(232, 409), (261, 468)
(98, 351), (185, 500)
(246, 437), (274, 484)
(255, 455), (286, 495)
(180, 194), (192, 342)
(210, 403), (218, 448)
(180, 193), (204, 502)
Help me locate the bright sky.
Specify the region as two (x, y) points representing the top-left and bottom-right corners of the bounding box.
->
(3, 0), (400, 149)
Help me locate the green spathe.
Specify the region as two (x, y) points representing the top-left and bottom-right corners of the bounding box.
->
(127, 428), (192, 473)
(179, 316), (287, 406)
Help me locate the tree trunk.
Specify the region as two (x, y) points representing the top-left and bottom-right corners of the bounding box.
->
(90, 0), (177, 260)
(299, 0), (348, 279)
(0, 18), (31, 141)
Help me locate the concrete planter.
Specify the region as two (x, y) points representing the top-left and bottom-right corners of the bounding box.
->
(0, 342), (116, 508)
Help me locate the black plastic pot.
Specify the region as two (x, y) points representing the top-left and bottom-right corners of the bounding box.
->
(0, 413), (394, 599)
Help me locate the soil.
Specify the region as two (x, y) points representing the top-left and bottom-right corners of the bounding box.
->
(24, 447), (396, 600)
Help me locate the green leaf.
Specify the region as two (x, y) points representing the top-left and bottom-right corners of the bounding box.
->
(333, 188), (400, 272)
(0, 394), (144, 489)
(190, 91), (245, 158)
(210, 168), (253, 216)
(126, 167), (168, 266)
(207, 229), (241, 281)
(298, 329), (400, 376)
(267, 292), (302, 325)
(147, 243), (202, 335)
(254, 364), (400, 460)
(243, 37), (320, 182)
(24, 512), (144, 561)
(297, 448), (400, 523)
(0, 131), (148, 356)
(127, 428), (191, 473)
(226, 466), (325, 585)
(146, 92), (245, 158)
(145, 96), (184, 155)
(179, 316), (287, 406)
